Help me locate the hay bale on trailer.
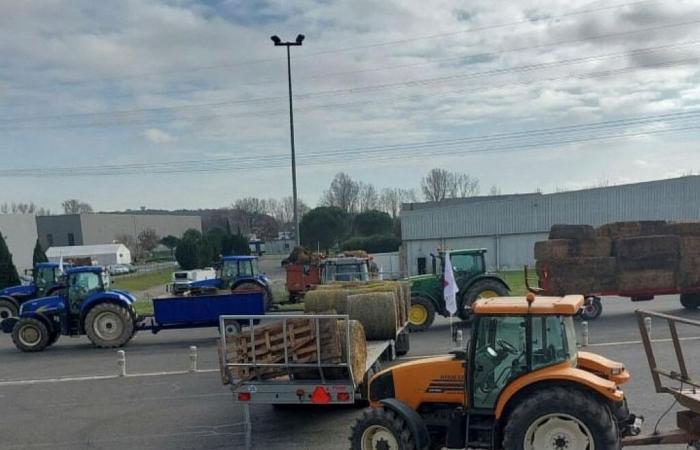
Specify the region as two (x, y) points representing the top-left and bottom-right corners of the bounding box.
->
(347, 292), (398, 340)
(549, 224), (595, 241)
(613, 235), (680, 260)
(666, 222), (700, 237)
(544, 257), (617, 294)
(617, 269), (677, 291)
(304, 289), (349, 314)
(596, 221), (668, 239)
(574, 237), (612, 257)
(337, 320), (367, 384)
(350, 282), (404, 329)
(534, 240), (574, 261)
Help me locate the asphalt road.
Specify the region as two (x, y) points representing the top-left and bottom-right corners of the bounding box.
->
(2, 295), (700, 449)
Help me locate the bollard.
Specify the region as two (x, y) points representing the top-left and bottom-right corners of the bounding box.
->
(189, 346), (198, 372)
(581, 322), (589, 347)
(117, 350), (126, 376)
(644, 317), (652, 339)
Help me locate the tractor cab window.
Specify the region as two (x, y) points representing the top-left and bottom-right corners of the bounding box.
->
(221, 260), (239, 281)
(239, 260), (254, 277)
(472, 316), (528, 409)
(450, 253), (482, 273)
(68, 272), (103, 313)
(35, 266), (56, 292)
(531, 315), (577, 370)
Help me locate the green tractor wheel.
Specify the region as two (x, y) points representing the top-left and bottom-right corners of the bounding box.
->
(409, 296), (436, 332)
(458, 279), (508, 321)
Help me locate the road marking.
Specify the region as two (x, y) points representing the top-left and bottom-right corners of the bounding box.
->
(0, 368), (219, 387)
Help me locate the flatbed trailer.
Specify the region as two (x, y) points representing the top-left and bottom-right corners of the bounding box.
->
(218, 314), (409, 405)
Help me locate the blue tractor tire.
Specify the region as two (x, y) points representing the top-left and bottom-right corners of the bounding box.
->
(12, 317), (50, 352)
(0, 297), (18, 321)
(84, 303), (135, 348)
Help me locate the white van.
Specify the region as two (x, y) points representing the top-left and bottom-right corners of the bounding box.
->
(171, 268), (217, 294)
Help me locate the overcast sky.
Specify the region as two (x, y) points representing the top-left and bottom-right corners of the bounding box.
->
(1, 0), (699, 212)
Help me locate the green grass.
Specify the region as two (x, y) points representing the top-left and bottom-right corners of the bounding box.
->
(133, 300), (154, 316)
(498, 270), (528, 296)
(111, 268), (173, 293)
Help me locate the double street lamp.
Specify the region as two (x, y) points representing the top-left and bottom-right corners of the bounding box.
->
(271, 34), (304, 247)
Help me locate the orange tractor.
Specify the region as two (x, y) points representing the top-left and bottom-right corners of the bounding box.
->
(350, 294), (643, 449)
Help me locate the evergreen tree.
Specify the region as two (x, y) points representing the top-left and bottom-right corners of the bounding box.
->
(175, 235), (200, 270)
(33, 239), (48, 266)
(0, 233), (20, 289)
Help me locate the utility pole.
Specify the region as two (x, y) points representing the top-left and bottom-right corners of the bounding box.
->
(271, 34), (304, 247)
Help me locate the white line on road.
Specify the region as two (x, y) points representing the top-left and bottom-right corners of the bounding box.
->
(0, 368), (219, 387)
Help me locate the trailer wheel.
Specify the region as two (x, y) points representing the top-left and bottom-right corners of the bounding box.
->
(395, 329), (410, 356)
(0, 297), (18, 321)
(680, 293), (700, 310)
(579, 296), (603, 320)
(350, 407), (416, 450)
(409, 296), (435, 332)
(502, 386), (619, 450)
(12, 318), (50, 352)
(85, 303), (135, 348)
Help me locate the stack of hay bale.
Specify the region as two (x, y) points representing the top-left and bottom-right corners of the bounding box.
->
(535, 221), (700, 295)
(304, 280), (410, 340)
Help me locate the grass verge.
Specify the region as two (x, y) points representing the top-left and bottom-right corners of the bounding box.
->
(112, 268), (173, 293)
(498, 270), (528, 296)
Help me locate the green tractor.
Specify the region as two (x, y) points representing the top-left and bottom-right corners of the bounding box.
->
(408, 249), (509, 331)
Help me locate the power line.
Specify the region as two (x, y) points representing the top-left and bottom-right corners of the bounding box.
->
(2, 40), (698, 129)
(2, 109), (698, 176)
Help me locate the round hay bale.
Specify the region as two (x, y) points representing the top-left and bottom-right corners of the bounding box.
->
(347, 293), (398, 340)
(399, 281), (411, 325)
(336, 320), (367, 385)
(348, 283), (402, 329)
(304, 289), (349, 314)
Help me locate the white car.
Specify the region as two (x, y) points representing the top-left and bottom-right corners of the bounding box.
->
(108, 264), (132, 275)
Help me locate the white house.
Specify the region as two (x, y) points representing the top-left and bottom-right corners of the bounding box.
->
(46, 244), (131, 266)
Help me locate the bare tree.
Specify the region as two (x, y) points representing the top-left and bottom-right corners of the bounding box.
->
(36, 207), (51, 216)
(489, 185), (502, 196)
(62, 199), (93, 214)
(137, 228), (160, 254)
(451, 174), (480, 197)
(0, 202), (44, 214)
(421, 168), (452, 202)
(357, 182), (379, 212)
(380, 188), (417, 219)
(321, 172), (360, 213)
(233, 197), (268, 216)
(114, 233), (136, 255)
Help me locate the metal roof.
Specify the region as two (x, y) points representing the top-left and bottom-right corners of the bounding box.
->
(46, 244), (129, 257)
(401, 176), (700, 240)
(222, 255), (257, 261)
(473, 295), (584, 315)
(66, 266), (105, 274)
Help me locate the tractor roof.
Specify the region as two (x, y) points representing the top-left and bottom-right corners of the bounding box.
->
(222, 255), (257, 261)
(473, 295), (584, 315)
(36, 262), (61, 268)
(66, 266), (104, 274)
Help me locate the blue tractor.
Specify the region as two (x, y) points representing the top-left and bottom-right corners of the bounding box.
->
(182, 255), (272, 308)
(1, 266), (137, 352)
(0, 262), (70, 322)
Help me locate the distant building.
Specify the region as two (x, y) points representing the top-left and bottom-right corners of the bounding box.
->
(265, 232), (294, 255)
(46, 244), (131, 266)
(401, 176), (700, 274)
(36, 213), (202, 249)
(0, 214), (38, 273)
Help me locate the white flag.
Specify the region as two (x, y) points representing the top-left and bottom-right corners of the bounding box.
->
(58, 255), (64, 273)
(443, 251), (459, 316)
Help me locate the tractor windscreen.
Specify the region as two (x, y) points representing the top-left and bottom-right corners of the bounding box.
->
(531, 315), (577, 370)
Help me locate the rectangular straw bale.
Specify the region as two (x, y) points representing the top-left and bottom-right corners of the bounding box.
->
(666, 222), (700, 237)
(613, 235), (680, 260)
(548, 224), (595, 241)
(617, 269), (677, 291)
(534, 239), (574, 261)
(573, 237), (612, 257)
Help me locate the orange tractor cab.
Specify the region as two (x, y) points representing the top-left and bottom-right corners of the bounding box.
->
(351, 294), (641, 450)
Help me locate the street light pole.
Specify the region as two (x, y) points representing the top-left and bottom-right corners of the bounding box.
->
(271, 34), (304, 247)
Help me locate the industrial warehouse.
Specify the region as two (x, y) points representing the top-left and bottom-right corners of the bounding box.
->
(401, 175), (700, 274)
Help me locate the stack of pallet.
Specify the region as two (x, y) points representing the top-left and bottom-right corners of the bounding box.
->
(535, 221), (700, 295)
(221, 316), (367, 384)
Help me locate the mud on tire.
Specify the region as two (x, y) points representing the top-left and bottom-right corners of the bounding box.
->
(502, 386), (620, 450)
(350, 407), (416, 450)
(84, 303), (135, 348)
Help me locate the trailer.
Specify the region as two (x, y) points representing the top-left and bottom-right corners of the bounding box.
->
(218, 313), (409, 405)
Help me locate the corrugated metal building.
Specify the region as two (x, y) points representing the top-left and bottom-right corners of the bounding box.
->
(46, 244), (132, 266)
(401, 176), (700, 274)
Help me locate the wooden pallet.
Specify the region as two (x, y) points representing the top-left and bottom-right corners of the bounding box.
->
(225, 317), (342, 381)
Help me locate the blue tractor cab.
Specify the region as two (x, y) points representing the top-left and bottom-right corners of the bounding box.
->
(184, 255), (272, 309)
(2, 266), (138, 352)
(0, 262), (70, 322)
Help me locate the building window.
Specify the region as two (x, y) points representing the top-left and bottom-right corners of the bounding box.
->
(68, 233), (75, 246)
(47, 234), (54, 246)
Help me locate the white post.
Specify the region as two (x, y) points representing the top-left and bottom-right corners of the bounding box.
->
(189, 346), (198, 372)
(644, 317), (652, 339)
(581, 322), (589, 347)
(117, 350), (126, 376)
(243, 403), (252, 450)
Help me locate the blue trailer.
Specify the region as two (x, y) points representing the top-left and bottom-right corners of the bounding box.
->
(1, 266), (266, 352)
